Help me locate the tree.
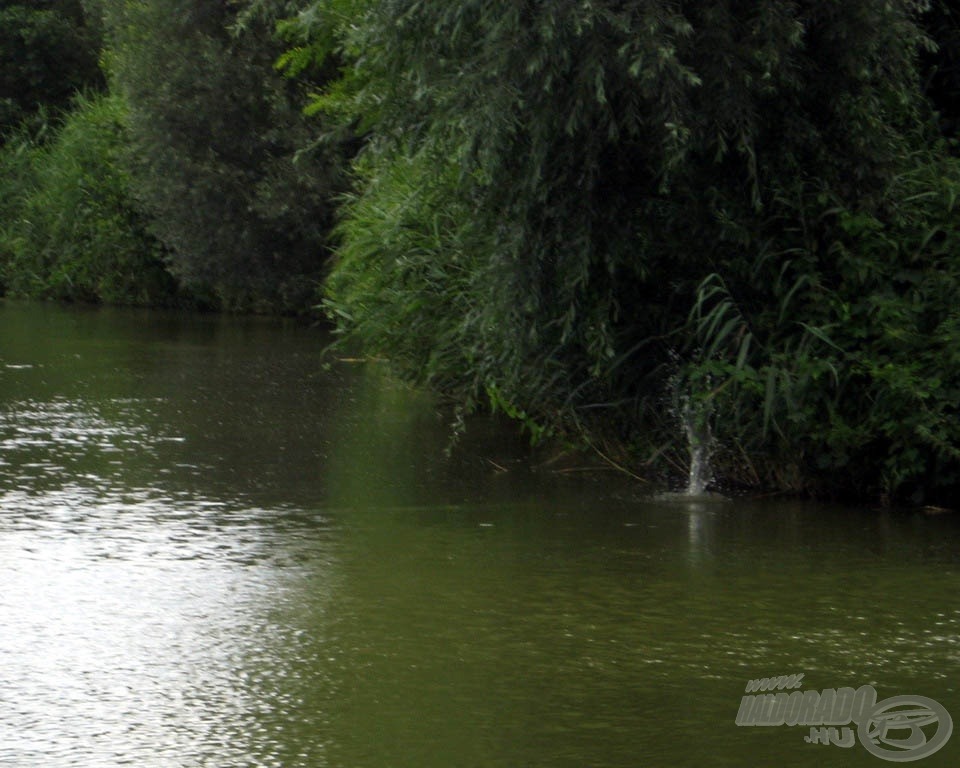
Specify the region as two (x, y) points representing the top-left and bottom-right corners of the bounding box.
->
(0, 0), (103, 136)
(98, 0), (350, 311)
(307, 0), (960, 499)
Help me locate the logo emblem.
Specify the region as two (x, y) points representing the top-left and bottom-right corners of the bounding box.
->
(858, 695), (953, 762)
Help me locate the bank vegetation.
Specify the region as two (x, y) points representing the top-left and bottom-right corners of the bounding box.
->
(2, 0), (959, 501)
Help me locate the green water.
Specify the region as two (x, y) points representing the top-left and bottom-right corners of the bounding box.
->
(0, 301), (958, 767)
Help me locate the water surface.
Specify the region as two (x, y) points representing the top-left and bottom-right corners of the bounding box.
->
(0, 302), (958, 767)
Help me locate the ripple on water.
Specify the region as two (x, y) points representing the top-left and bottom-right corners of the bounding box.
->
(0, 398), (167, 488)
(0, 395), (338, 767)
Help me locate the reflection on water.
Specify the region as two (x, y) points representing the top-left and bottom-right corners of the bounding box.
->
(1, 302), (959, 767)
(1, 496), (335, 767)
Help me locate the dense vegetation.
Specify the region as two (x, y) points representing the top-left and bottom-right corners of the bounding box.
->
(1, 0), (959, 500)
(0, 93), (176, 304)
(0, 0), (349, 310)
(0, 0), (103, 136)
(99, 0), (350, 310)
(299, 0), (960, 501)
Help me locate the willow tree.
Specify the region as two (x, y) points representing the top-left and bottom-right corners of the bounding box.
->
(299, 0), (960, 499)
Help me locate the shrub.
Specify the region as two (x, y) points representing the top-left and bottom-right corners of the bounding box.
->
(685, 153), (960, 499)
(0, 93), (180, 305)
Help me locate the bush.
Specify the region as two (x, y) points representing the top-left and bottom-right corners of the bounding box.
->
(684, 153), (960, 499)
(0, 93), (181, 305)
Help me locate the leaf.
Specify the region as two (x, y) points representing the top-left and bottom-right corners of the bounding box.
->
(797, 322), (844, 352)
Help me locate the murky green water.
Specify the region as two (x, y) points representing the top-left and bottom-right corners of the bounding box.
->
(1, 301), (958, 767)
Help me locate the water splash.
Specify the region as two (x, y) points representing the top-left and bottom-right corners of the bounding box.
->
(682, 401), (713, 496)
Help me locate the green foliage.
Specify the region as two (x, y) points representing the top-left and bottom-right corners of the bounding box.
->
(0, 93), (180, 305)
(0, 0), (103, 136)
(673, 150), (960, 498)
(303, 0), (960, 499)
(325, 148), (487, 393)
(98, 0), (351, 312)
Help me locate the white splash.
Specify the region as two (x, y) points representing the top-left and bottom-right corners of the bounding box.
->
(682, 401), (713, 496)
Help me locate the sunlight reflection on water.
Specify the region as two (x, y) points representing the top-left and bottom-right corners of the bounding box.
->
(0, 485), (338, 767)
(0, 394), (338, 766)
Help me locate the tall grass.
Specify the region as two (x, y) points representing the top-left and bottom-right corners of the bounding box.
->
(325, 146), (491, 399)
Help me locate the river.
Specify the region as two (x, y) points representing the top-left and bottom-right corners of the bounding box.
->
(0, 301), (957, 767)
